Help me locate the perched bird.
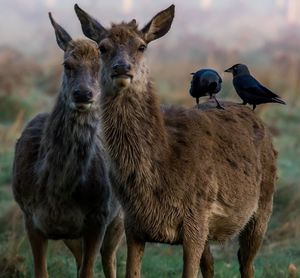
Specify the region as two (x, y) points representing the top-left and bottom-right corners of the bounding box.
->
(189, 68), (224, 109)
(225, 63), (286, 110)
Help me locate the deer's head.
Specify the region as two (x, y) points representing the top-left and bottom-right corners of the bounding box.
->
(74, 4), (175, 95)
(49, 13), (100, 111)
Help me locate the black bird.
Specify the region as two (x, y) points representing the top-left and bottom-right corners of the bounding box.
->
(189, 68), (224, 109)
(225, 63), (286, 110)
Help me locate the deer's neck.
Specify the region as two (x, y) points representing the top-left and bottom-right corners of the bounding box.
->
(101, 81), (168, 202)
(37, 92), (99, 194)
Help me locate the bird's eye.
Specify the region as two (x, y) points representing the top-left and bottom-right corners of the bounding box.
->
(99, 45), (107, 54)
(138, 44), (146, 52)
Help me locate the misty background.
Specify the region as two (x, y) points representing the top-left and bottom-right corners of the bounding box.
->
(1, 0), (300, 104)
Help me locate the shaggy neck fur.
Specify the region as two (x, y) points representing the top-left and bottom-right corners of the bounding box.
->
(37, 79), (99, 197)
(100, 80), (169, 210)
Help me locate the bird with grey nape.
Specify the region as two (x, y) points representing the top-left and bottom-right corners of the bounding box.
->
(189, 68), (224, 109)
(190, 69), (224, 109)
(225, 63), (286, 110)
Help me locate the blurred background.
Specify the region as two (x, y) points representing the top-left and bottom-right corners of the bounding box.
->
(0, 0), (299, 277)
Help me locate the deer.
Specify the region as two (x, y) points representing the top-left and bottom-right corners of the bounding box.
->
(12, 13), (123, 278)
(75, 4), (277, 278)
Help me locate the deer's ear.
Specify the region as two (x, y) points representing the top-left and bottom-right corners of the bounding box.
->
(74, 4), (107, 43)
(48, 12), (72, 51)
(141, 5), (175, 43)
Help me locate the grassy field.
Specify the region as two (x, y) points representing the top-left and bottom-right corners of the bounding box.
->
(0, 212), (299, 277)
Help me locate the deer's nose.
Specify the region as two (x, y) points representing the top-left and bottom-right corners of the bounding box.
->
(112, 63), (131, 75)
(73, 89), (93, 103)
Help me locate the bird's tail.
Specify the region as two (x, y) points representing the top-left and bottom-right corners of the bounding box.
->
(272, 97), (286, 105)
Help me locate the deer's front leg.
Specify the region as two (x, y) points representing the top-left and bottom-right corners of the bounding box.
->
(79, 224), (106, 278)
(100, 211), (124, 278)
(25, 218), (49, 278)
(125, 232), (145, 278)
(182, 216), (209, 278)
(63, 239), (82, 275)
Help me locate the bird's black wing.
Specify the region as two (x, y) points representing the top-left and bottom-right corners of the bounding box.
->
(234, 75), (280, 98)
(257, 83), (281, 99)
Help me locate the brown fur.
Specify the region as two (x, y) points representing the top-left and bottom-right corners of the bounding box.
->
(67, 39), (100, 59)
(76, 5), (277, 278)
(12, 16), (123, 278)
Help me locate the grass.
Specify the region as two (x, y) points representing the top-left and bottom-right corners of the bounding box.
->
(0, 89), (53, 124)
(263, 105), (300, 185)
(1, 238), (298, 277)
(0, 151), (14, 187)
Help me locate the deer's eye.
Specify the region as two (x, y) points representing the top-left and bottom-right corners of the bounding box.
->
(138, 44), (147, 52)
(99, 45), (108, 54)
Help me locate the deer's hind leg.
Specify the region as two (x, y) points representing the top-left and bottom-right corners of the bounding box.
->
(100, 212), (124, 278)
(237, 198), (273, 278)
(25, 218), (49, 278)
(238, 151), (276, 278)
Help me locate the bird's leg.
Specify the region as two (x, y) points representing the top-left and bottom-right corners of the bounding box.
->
(213, 96), (225, 110)
(252, 104), (256, 111)
(196, 97), (200, 109)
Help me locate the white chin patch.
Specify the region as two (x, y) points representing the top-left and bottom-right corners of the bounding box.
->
(74, 103), (92, 111)
(113, 76), (132, 89)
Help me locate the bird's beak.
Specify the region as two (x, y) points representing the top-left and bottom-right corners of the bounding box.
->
(190, 72), (195, 75)
(224, 67), (232, 73)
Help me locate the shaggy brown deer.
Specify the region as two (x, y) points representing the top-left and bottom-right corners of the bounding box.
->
(12, 14), (123, 278)
(75, 4), (277, 278)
